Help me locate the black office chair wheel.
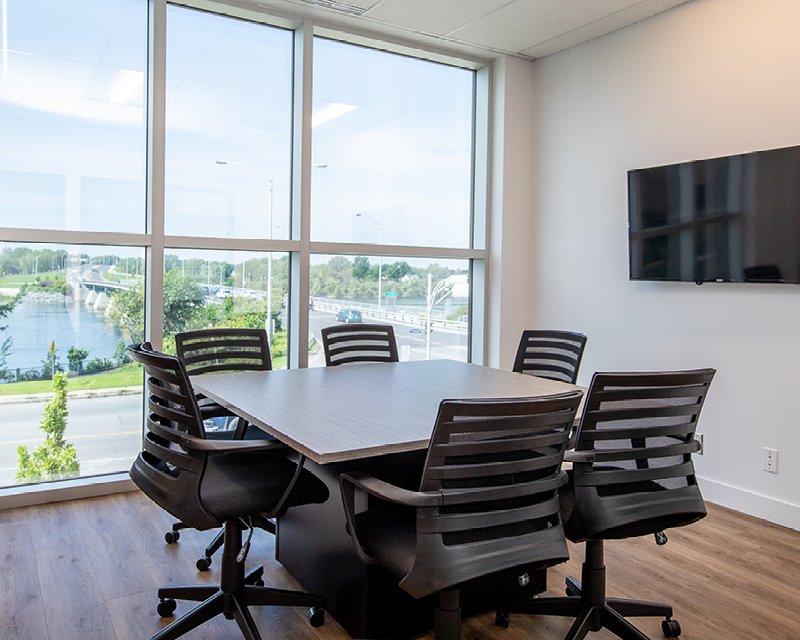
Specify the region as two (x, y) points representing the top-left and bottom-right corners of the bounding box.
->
(662, 618), (681, 637)
(495, 611), (510, 628)
(164, 530), (180, 544)
(196, 556), (211, 572)
(255, 579), (265, 587)
(654, 530), (668, 545)
(309, 607), (325, 627)
(157, 598), (177, 618)
(565, 575), (581, 597)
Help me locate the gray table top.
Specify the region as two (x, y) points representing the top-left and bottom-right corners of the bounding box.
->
(194, 359), (584, 464)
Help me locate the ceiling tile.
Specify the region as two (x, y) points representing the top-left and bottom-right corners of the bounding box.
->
(519, 0), (691, 58)
(363, 0), (513, 36)
(448, 0), (646, 54)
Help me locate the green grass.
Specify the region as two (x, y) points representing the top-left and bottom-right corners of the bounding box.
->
(0, 363), (143, 396)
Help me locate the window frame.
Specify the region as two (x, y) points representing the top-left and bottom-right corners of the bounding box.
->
(0, 0), (491, 503)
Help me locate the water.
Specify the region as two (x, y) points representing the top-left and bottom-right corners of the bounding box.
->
(0, 300), (122, 372)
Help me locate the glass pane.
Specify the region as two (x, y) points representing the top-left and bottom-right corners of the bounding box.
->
(309, 255), (469, 367)
(162, 249), (290, 370)
(0, 242), (144, 488)
(164, 7), (293, 240)
(0, 0), (146, 233)
(311, 39), (474, 248)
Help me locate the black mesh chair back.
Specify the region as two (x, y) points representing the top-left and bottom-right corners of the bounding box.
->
(175, 328), (272, 376)
(405, 391), (584, 598)
(497, 369), (715, 640)
(341, 390), (583, 640)
(321, 323), (399, 366)
(128, 342), (218, 532)
(127, 342), (329, 640)
(566, 369), (714, 542)
(512, 330), (587, 384)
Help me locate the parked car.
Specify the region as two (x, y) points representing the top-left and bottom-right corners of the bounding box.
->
(336, 308), (362, 323)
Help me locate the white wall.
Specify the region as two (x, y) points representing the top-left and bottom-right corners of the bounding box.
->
(487, 56), (536, 370)
(527, 0), (800, 529)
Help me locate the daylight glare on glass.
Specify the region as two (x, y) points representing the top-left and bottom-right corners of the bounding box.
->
(0, 0), (478, 491)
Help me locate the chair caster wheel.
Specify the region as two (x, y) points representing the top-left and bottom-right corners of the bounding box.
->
(255, 579), (265, 587)
(165, 531), (180, 544)
(196, 556), (211, 572)
(309, 607), (325, 627)
(157, 599), (177, 617)
(662, 618), (681, 637)
(495, 611), (510, 628)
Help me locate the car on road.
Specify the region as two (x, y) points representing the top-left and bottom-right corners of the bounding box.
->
(335, 308), (362, 323)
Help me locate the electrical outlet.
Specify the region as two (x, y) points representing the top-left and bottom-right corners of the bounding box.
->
(763, 447), (778, 474)
(695, 433), (704, 455)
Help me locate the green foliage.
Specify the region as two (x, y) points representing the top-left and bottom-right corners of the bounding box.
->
(16, 372), (80, 483)
(0, 286), (23, 372)
(40, 345), (64, 379)
(105, 280), (146, 344)
(353, 256), (370, 279)
(67, 346), (90, 373)
(114, 340), (132, 365)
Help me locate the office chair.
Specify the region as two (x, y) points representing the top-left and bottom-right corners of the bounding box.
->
(340, 390), (584, 640)
(496, 369), (715, 640)
(512, 330), (588, 384)
(321, 323), (399, 366)
(167, 328), (279, 571)
(128, 342), (329, 640)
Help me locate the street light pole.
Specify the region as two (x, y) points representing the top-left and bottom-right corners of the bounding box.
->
(216, 160), (326, 337)
(426, 273), (452, 360)
(356, 213), (383, 311)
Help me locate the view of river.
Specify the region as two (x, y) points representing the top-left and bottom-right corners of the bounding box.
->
(1, 300), (122, 372)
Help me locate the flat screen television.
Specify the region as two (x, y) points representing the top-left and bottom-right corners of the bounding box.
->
(628, 144), (800, 284)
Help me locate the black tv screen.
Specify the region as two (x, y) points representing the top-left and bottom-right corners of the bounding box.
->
(628, 144), (800, 283)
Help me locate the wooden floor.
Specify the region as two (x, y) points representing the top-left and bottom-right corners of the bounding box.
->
(0, 492), (798, 640)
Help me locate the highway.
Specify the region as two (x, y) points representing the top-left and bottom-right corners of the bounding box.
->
(307, 308), (468, 366)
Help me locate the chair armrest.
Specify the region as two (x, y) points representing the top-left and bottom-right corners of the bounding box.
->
(339, 472), (441, 567)
(341, 472), (441, 507)
(177, 433), (285, 453)
(564, 450), (596, 464)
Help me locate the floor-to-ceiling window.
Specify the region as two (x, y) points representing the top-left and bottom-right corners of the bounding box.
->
(308, 37), (479, 366)
(0, 0), (487, 494)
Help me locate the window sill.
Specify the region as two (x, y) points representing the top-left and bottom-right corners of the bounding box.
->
(0, 472), (136, 511)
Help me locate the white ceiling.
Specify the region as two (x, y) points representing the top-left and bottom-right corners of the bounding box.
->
(248, 0), (694, 59)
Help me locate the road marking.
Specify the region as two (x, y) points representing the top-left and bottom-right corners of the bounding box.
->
(0, 430), (141, 446)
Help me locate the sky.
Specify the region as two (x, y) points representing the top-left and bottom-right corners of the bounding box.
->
(1, 0), (475, 249)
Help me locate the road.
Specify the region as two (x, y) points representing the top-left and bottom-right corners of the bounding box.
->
(0, 393), (143, 487)
(307, 308), (467, 366)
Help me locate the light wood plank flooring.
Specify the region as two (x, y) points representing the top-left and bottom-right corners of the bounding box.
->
(0, 492), (798, 640)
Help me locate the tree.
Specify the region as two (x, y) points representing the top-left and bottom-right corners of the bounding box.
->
(40, 344), (64, 379)
(67, 346), (90, 374)
(105, 271), (205, 348)
(353, 256), (370, 279)
(0, 287), (24, 374)
(16, 372), (80, 483)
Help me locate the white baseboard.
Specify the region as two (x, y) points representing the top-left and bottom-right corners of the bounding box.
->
(698, 476), (800, 532)
(0, 473), (136, 511)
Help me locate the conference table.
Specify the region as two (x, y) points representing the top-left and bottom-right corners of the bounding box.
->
(194, 359), (584, 638)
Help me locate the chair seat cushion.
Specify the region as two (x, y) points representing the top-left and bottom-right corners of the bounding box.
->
(200, 451), (329, 522)
(355, 506), (416, 580)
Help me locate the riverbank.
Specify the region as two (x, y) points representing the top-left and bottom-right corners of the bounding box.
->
(0, 385), (142, 404)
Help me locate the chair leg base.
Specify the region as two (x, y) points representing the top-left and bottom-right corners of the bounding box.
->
(150, 519), (325, 640)
(497, 587), (675, 640)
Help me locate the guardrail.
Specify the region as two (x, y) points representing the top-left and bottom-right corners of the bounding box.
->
(311, 298), (467, 333)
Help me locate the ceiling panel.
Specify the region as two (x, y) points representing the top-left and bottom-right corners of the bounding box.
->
(255, 0), (695, 59)
(362, 0), (514, 37)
